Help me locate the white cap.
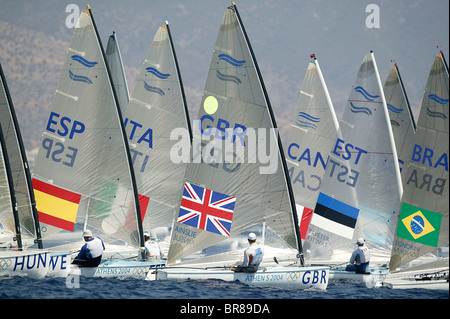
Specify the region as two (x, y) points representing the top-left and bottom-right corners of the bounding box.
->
(356, 238), (365, 245)
(83, 230), (93, 237)
(248, 233), (257, 241)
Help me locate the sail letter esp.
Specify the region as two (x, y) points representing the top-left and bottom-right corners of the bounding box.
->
(32, 179), (81, 232)
(310, 192), (360, 239)
(396, 203), (442, 247)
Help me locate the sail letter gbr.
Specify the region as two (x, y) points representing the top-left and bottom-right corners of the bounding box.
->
(32, 179), (81, 232)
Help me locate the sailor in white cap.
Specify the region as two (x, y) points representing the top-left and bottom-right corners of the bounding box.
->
(144, 231), (163, 259)
(72, 229), (105, 267)
(231, 232), (264, 273)
(345, 238), (371, 273)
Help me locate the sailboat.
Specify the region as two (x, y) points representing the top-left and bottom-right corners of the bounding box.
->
(106, 31), (130, 113)
(384, 62), (417, 181)
(123, 21), (192, 260)
(303, 51), (403, 286)
(285, 54), (339, 240)
(31, 6), (155, 279)
(382, 51), (449, 290)
(0, 62), (56, 278)
(149, 3), (329, 290)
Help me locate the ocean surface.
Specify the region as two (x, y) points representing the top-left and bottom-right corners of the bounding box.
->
(1, 275), (448, 299)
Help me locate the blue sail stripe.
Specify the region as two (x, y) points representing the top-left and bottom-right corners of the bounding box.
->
(297, 112), (320, 122)
(387, 103), (403, 114)
(143, 81), (165, 96)
(68, 70), (93, 84)
(71, 55), (98, 68)
(350, 102), (372, 116)
(218, 54), (246, 67)
(354, 86), (379, 101)
(296, 120), (317, 130)
(426, 107), (447, 119)
(145, 67), (171, 79)
(216, 70), (242, 84)
(428, 94), (449, 105)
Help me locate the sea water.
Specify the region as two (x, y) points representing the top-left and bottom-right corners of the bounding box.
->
(1, 276), (447, 317)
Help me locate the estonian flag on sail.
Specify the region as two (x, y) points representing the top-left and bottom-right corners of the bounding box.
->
(311, 192), (360, 239)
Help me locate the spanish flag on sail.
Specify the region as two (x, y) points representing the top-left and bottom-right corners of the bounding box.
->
(396, 202), (442, 247)
(32, 179), (81, 232)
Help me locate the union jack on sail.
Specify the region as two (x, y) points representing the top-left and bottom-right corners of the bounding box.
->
(177, 182), (236, 236)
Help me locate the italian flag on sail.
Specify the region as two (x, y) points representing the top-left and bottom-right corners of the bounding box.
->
(32, 179), (81, 232)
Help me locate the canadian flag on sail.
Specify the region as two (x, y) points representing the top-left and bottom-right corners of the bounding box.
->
(296, 204), (313, 239)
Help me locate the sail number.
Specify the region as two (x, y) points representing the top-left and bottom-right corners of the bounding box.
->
(41, 112), (85, 167)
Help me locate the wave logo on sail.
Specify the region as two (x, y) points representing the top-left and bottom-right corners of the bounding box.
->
(218, 54), (246, 67)
(296, 112), (320, 130)
(428, 94), (449, 105)
(354, 86), (379, 101)
(396, 203), (442, 247)
(177, 182), (236, 237)
(143, 81), (165, 96)
(350, 102), (372, 116)
(70, 55), (98, 68)
(216, 70), (242, 84)
(426, 107), (447, 120)
(145, 67), (171, 79)
(68, 70), (93, 85)
(387, 103), (403, 114)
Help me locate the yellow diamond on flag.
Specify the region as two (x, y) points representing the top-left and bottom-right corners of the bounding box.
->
(401, 210), (435, 240)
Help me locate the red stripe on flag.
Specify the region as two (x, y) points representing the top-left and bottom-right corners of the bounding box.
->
(32, 179), (81, 204)
(300, 207), (313, 239)
(139, 194), (150, 221)
(38, 212), (75, 232)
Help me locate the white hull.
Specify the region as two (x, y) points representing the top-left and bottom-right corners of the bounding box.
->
(69, 259), (165, 279)
(382, 278), (449, 290)
(329, 268), (388, 288)
(0, 250), (50, 278)
(148, 265), (329, 290)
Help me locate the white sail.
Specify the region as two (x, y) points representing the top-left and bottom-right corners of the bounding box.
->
(389, 52), (449, 270)
(304, 52), (403, 265)
(384, 63), (416, 182)
(0, 63), (42, 248)
(124, 23), (191, 250)
(285, 56), (339, 240)
(31, 8), (144, 251)
(166, 4), (301, 265)
(106, 32), (130, 113)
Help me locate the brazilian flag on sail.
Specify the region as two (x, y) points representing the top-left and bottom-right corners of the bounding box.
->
(396, 203), (442, 247)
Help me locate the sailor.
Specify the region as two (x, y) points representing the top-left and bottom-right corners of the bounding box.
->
(345, 237), (370, 274)
(144, 231), (163, 259)
(72, 230), (105, 267)
(231, 232), (264, 273)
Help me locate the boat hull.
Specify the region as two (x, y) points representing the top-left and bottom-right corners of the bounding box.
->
(329, 267), (388, 288)
(382, 278), (449, 290)
(0, 250), (50, 278)
(69, 259), (165, 279)
(149, 265), (329, 290)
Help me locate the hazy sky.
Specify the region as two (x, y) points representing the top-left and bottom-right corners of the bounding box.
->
(2, 0), (449, 137)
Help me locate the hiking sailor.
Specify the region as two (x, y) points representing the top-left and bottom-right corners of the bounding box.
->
(72, 230), (105, 267)
(345, 237), (370, 273)
(231, 232), (264, 273)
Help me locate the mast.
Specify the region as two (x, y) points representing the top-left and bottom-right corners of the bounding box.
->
(440, 50), (449, 76)
(0, 123), (22, 249)
(231, 2), (304, 265)
(87, 5), (146, 259)
(0, 63), (43, 248)
(166, 21), (192, 140)
(394, 63), (417, 132)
